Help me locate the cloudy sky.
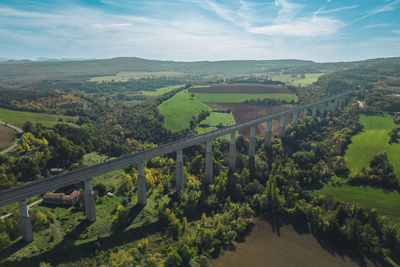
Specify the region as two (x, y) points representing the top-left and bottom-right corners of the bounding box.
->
(0, 0), (399, 62)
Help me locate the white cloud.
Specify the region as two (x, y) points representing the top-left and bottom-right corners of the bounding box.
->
(274, 0), (304, 23)
(314, 5), (357, 15)
(93, 23), (133, 29)
(348, 0), (400, 25)
(249, 16), (343, 37)
(248, 0), (344, 37)
(393, 30), (400, 34)
(363, 23), (392, 29)
(0, 1), (398, 62)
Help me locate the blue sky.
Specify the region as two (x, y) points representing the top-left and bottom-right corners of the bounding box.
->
(0, 0), (399, 62)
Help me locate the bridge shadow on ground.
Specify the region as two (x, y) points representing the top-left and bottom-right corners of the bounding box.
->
(261, 217), (388, 267)
(1, 204), (161, 267)
(0, 239), (26, 261)
(313, 236), (388, 267)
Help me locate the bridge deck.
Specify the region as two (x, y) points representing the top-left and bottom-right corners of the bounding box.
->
(0, 92), (350, 206)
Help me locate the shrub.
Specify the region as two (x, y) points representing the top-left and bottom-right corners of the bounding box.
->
(165, 249), (182, 267)
(94, 183), (107, 197)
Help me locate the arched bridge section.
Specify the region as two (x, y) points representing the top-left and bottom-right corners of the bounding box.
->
(0, 91), (352, 242)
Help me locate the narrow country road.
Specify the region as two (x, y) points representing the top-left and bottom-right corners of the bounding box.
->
(0, 199), (42, 220)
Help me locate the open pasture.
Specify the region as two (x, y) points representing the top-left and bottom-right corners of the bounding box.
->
(0, 108), (77, 129)
(316, 184), (400, 224)
(188, 83), (293, 94)
(195, 112), (236, 135)
(345, 114), (400, 177)
(271, 73), (324, 85)
(157, 90), (211, 132)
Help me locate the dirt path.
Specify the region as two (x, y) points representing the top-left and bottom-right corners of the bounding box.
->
(0, 199), (42, 220)
(209, 218), (378, 267)
(357, 100), (364, 109)
(0, 121), (23, 133)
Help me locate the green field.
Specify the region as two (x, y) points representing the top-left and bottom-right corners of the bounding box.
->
(194, 93), (298, 103)
(195, 112), (236, 136)
(271, 73), (323, 85)
(0, 108), (77, 129)
(158, 90), (211, 131)
(140, 85), (184, 96)
(190, 85), (210, 88)
(316, 184), (400, 224)
(345, 114), (400, 176)
(88, 71), (185, 82)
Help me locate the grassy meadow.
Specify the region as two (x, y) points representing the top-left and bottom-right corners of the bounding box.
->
(0, 108), (77, 129)
(194, 93), (298, 103)
(140, 85), (184, 96)
(316, 114), (400, 225)
(345, 114), (400, 176)
(158, 90), (211, 131)
(195, 112), (236, 136)
(271, 73), (324, 85)
(316, 184), (400, 224)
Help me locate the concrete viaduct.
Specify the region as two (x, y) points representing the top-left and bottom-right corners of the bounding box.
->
(0, 91), (352, 242)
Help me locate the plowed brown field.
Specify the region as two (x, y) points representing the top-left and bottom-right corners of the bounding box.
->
(209, 218), (378, 267)
(205, 103), (296, 138)
(0, 124), (17, 150)
(189, 83), (293, 94)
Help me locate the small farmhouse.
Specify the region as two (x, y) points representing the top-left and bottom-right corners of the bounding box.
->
(43, 190), (81, 206)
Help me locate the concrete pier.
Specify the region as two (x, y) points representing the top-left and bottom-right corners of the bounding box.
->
(249, 126), (256, 157)
(84, 179), (96, 222)
(302, 108), (308, 120)
(206, 140), (213, 183)
(292, 111), (298, 128)
(312, 106), (317, 117)
(229, 132), (236, 170)
(137, 161), (147, 205)
(19, 200), (33, 242)
(320, 103), (325, 117)
(279, 115), (286, 137)
(176, 149), (184, 191)
(265, 120), (272, 146)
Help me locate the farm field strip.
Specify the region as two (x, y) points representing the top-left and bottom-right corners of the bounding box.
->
(194, 93), (298, 103)
(0, 108), (77, 129)
(345, 114), (400, 177)
(316, 184), (400, 224)
(188, 83), (293, 94)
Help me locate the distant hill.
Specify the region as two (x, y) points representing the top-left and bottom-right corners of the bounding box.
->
(0, 56), (398, 84)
